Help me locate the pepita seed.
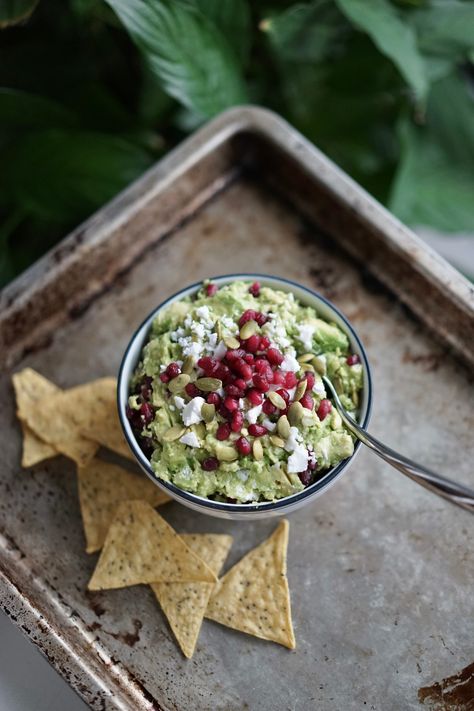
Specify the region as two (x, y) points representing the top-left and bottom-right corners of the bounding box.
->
(195, 377), (222, 392)
(277, 415), (291, 439)
(270, 435), (285, 448)
(224, 336), (240, 349)
(294, 380), (307, 401)
(312, 355), (326, 375)
(201, 403), (216, 422)
(181, 355), (195, 375)
(252, 439), (263, 461)
(168, 373), (191, 393)
(351, 388), (359, 408)
(288, 401), (304, 426)
(215, 444), (238, 462)
(193, 422), (206, 440)
(300, 362), (315, 373)
(331, 410), (342, 430)
(268, 391), (286, 409)
(298, 353), (314, 363)
(163, 425), (186, 441)
(239, 319), (259, 340)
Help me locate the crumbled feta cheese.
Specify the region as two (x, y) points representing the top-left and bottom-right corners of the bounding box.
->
(262, 418), (276, 432)
(297, 323), (315, 351)
(195, 305), (211, 321)
(181, 396), (205, 426)
(237, 469), (249, 482)
(262, 317), (291, 349)
(159, 363), (167, 372)
(280, 352), (300, 372)
(246, 404), (262, 424)
(174, 396), (185, 410)
(179, 431), (201, 448)
(213, 340), (227, 360)
(287, 445), (309, 473)
(312, 378), (326, 397)
(316, 436), (331, 465)
(285, 426), (302, 452)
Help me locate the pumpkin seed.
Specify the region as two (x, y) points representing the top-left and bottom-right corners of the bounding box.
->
(351, 388), (359, 408)
(181, 355), (195, 375)
(277, 415), (291, 439)
(239, 319), (259, 340)
(270, 435), (285, 448)
(300, 362), (315, 373)
(294, 380), (307, 401)
(252, 439), (263, 461)
(298, 353), (314, 363)
(193, 422), (206, 440)
(195, 377), (222, 392)
(201, 403), (215, 423)
(312, 355), (326, 375)
(268, 391), (286, 409)
(168, 373), (191, 393)
(215, 444), (238, 462)
(224, 336), (240, 349)
(288, 401), (304, 426)
(331, 410), (342, 430)
(163, 425), (186, 441)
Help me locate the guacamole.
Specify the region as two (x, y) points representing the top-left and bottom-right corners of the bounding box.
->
(127, 280), (363, 504)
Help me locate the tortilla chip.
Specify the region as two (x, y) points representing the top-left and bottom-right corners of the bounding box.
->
(205, 520), (295, 649)
(88, 501), (217, 590)
(21, 422), (58, 467)
(60, 378), (134, 460)
(78, 457), (171, 554)
(151, 534), (233, 658)
(13, 369), (98, 467)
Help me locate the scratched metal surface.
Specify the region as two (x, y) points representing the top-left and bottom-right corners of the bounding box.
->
(1, 112), (474, 711)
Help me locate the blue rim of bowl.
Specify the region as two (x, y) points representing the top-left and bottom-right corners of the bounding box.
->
(117, 273), (373, 513)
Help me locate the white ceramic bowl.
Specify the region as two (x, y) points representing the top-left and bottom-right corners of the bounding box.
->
(118, 274), (372, 520)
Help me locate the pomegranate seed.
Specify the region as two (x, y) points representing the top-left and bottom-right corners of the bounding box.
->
(216, 422), (231, 440)
(308, 455), (317, 470)
(218, 402), (232, 420)
(159, 372), (170, 383)
(140, 402), (154, 425)
(207, 392), (221, 406)
(276, 388), (290, 404)
(253, 374), (270, 392)
(254, 359), (273, 380)
(231, 410), (244, 432)
(267, 347), (284, 365)
(238, 309), (257, 327)
(140, 376), (153, 401)
(298, 469), (313, 487)
(248, 424), (268, 437)
(139, 436), (154, 456)
(185, 382), (201, 398)
(244, 334), (261, 353)
(236, 436), (251, 455)
(234, 378), (247, 391)
(198, 356), (218, 375)
(317, 399), (332, 420)
(225, 384), (244, 398)
(259, 335), (271, 349)
(285, 372), (297, 388)
(304, 372), (316, 390)
(225, 348), (246, 362)
(215, 363), (232, 383)
(249, 281), (261, 297)
(300, 392), (314, 410)
(255, 312), (268, 327)
(272, 370), (286, 385)
(224, 396), (238, 412)
(125, 405), (139, 428)
(244, 353), (254, 364)
(202, 457), (219, 471)
(166, 362), (181, 378)
(234, 359), (253, 380)
(262, 399), (277, 415)
(205, 283), (218, 296)
(247, 389), (263, 406)
(347, 354), (360, 365)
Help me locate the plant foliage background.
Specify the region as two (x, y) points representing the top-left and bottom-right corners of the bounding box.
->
(1, 0), (473, 287)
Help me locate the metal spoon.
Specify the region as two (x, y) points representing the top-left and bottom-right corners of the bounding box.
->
(322, 375), (474, 513)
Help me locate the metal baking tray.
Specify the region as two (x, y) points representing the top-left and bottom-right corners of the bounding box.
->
(1, 107), (473, 711)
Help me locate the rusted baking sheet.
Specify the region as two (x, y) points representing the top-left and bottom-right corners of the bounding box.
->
(1, 107), (473, 711)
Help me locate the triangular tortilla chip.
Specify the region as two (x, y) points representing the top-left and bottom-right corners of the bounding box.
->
(88, 501), (217, 590)
(205, 520), (295, 649)
(78, 457), (171, 553)
(60, 378), (134, 460)
(21, 422), (58, 467)
(13, 369), (98, 467)
(151, 534), (233, 658)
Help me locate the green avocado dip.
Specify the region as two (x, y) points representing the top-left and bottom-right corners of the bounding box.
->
(127, 280), (363, 504)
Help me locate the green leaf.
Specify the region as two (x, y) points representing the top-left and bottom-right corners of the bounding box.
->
(389, 73), (474, 231)
(0, 88), (77, 129)
(104, 0), (248, 118)
(187, 0), (252, 64)
(0, 0), (38, 28)
(335, 0), (428, 99)
(6, 129), (153, 223)
(409, 0), (474, 57)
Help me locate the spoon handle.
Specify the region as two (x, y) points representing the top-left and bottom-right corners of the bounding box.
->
(322, 376), (474, 513)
